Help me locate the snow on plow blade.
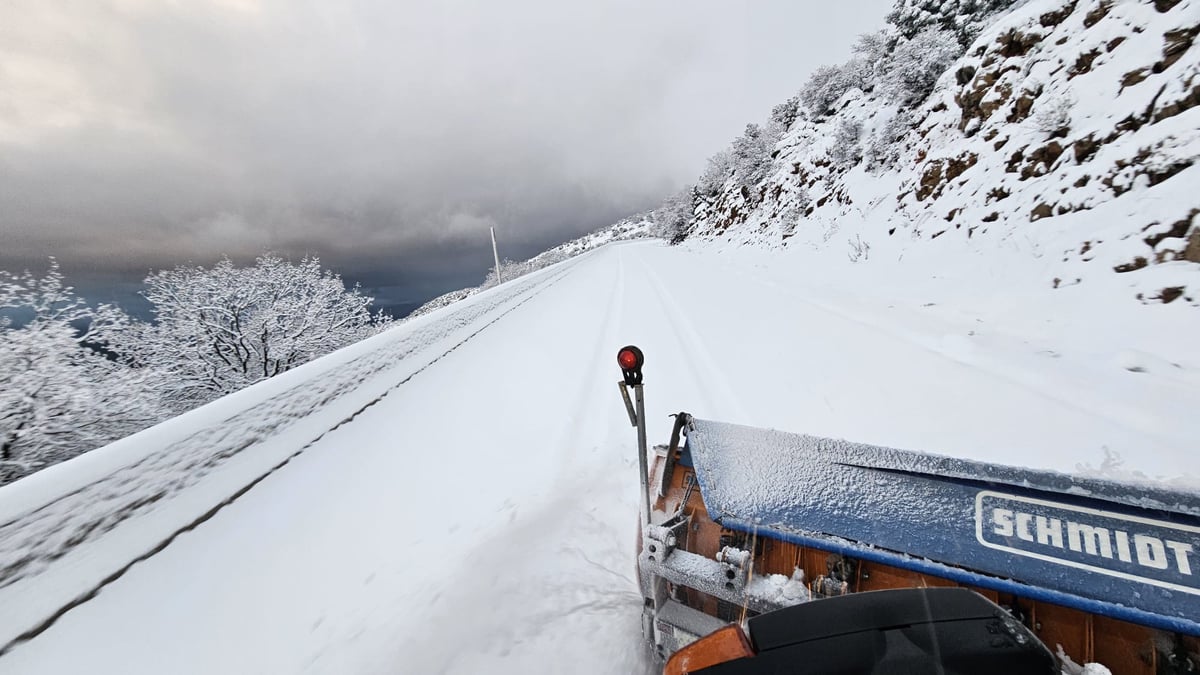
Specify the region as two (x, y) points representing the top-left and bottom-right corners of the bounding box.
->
(678, 417), (1200, 634)
(616, 345), (1198, 672)
(637, 415), (1200, 672)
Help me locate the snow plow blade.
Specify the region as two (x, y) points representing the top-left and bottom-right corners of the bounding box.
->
(679, 417), (1200, 632)
(636, 414), (1199, 673)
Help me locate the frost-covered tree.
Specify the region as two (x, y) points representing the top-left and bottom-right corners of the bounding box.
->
(853, 31), (891, 73)
(654, 186), (697, 244)
(799, 32), (894, 118)
(0, 262), (164, 484)
(482, 258), (528, 288)
(830, 119), (865, 169)
(879, 27), (962, 105)
(1033, 93), (1074, 137)
(769, 96), (802, 132)
(731, 123), (778, 191)
(111, 254), (390, 412)
(865, 109), (916, 170)
(799, 63), (868, 116)
(887, 0), (1017, 48)
(697, 149), (734, 198)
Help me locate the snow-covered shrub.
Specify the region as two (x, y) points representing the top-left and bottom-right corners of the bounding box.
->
(110, 254), (390, 412)
(769, 96), (802, 133)
(0, 261), (164, 484)
(831, 119), (865, 169)
(887, 0), (1019, 48)
(865, 109), (916, 170)
(851, 31), (891, 85)
(1033, 93), (1074, 137)
(879, 28), (963, 106)
(731, 123), (778, 192)
(482, 258), (530, 288)
(778, 202), (807, 236)
(654, 187), (697, 244)
(848, 234), (872, 262)
(697, 149), (734, 197)
(799, 63), (867, 116)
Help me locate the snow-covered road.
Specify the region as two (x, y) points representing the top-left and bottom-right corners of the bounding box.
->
(2, 240), (1197, 674)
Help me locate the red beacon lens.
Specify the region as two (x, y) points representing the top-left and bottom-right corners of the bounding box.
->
(618, 350), (638, 369)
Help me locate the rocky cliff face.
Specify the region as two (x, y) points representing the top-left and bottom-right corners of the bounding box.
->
(687, 0), (1198, 305)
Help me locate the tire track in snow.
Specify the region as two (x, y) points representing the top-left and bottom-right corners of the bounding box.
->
(635, 254), (752, 423)
(388, 468), (648, 675)
(0, 260), (583, 658)
(370, 247), (649, 674)
(547, 244), (628, 478)
(747, 276), (1179, 445)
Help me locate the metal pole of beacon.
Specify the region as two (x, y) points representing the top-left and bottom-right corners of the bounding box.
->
(618, 346), (651, 525)
(490, 227), (502, 284)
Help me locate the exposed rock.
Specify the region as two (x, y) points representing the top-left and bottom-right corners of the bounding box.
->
(1121, 67), (1150, 89)
(956, 67), (1017, 130)
(915, 162), (943, 201)
(1147, 160), (1193, 187)
(1008, 92), (1038, 122)
(983, 211), (1000, 222)
(1107, 36), (1126, 52)
(987, 186), (1012, 202)
(1006, 148), (1026, 173)
(1021, 141), (1065, 179)
(1040, 2), (1077, 27)
(956, 66), (977, 85)
(1114, 256), (1149, 273)
(1153, 83), (1200, 122)
(983, 82), (1015, 120)
(1073, 134), (1101, 163)
(998, 29), (1043, 58)
(1083, 1), (1111, 29)
(1144, 210), (1197, 248)
(1069, 49), (1101, 77)
(1154, 0), (1182, 11)
(1031, 202), (1055, 221)
(1112, 111), (1145, 135)
(1158, 26), (1199, 72)
(945, 153), (978, 182)
(1158, 286), (1185, 303)
(1185, 229), (1200, 263)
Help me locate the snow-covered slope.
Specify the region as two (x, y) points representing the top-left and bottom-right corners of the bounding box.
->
(408, 217), (654, 318)
(0, 241), (1196, 674)
(689, 0), (1199, 305)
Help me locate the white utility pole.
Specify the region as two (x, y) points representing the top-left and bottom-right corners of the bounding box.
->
(490, 226), (502, 284)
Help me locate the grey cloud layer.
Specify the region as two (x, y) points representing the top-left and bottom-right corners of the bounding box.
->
(1, 0), (890, 290)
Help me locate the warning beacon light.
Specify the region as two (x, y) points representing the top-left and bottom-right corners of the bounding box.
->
(617, 345), (644, 386)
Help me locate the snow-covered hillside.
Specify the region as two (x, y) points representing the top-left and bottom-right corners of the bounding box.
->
(1, 240), (1197, 674)
(408, 217), (654, 318)
(685, 0), (1199, 305)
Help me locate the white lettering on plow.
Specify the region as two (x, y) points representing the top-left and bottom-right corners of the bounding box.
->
(988, 507), (1194, 576)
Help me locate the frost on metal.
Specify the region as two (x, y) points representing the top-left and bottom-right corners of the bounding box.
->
(686, 417), (1200, 527)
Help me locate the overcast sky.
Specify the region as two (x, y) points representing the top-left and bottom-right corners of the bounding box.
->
(1, 0), (892, 313)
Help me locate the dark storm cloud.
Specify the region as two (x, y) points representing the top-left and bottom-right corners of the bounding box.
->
(0, 0), (891, 300)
